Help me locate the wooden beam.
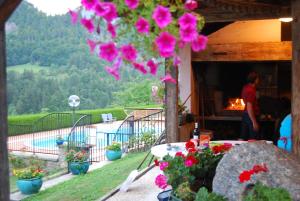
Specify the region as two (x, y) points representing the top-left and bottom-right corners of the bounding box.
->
(291, 0), (300, 157)
(192, 41), (292, 62)
(0, 0), (22, 25)
(198, 0), (291, 23)
(165, 65), (179, 143)
(0, 23), (10, 201)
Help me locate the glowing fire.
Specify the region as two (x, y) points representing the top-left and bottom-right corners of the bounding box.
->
(225, 98), (245, 111)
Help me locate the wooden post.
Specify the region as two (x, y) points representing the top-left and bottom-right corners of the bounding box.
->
(0, 22), (10, 201)
(165, 65), (179, 143)
(292, 0), (300, 156)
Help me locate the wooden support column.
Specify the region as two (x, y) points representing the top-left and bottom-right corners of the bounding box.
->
(292, 0), (300, 157)
(0, 21), (10, 201)
(165, 65), (179, 143)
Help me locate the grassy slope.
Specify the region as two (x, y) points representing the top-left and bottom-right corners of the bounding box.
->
(24, 152), (151, 201)
(7, 64), (50, 73)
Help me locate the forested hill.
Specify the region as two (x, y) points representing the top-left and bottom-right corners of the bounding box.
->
(5, 2), (162, 115)
(6, 1), (92, 68)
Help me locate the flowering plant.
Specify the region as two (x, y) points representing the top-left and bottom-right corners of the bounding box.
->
(14, 167), (44, 180)
(65, 149), (89, 163)
(70, 0), (207, 82)
(155, 140), (232, 201)
(106, 141), (122, 151)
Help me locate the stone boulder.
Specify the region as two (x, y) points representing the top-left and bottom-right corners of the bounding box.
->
(213, 141), (300, 201)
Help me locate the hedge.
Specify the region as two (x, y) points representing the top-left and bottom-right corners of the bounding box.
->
(8, 108), (127, 136)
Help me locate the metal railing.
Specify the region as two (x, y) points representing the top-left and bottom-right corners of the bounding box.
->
(8, 113), (88, 155)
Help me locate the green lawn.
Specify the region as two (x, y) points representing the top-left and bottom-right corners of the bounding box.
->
(24, 152), (152, 201)
(7, 64), (50, 73)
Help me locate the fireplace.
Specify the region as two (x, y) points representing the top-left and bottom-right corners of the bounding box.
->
(192, 61), (291, 141)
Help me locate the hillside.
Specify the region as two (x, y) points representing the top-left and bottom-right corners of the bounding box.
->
(5, 1), (163, 115)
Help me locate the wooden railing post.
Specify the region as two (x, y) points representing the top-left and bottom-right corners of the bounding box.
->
(292, 0), (300, 157)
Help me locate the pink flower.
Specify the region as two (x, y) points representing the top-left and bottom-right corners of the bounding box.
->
(178, 40), (186, 49)
(87, 39), (97, 54)
(81, 0), (97, 10)
(99, 42), (118, 62)
(147, 59), (158, 75)
(152, 5), (172, 29)
(107, 22), (117, 38)
(155, 174), (168, 189)
(81, 18), (94, 33)
(68, 9), (78, 24)
(159, 162), (169, 171)
(184, 0), (198, 11)
(155, 32), (176, 58)
(173, 55), (181, 67)
(191, 34), (208, 52)
(161, 73), (176, 84)
(95, 2), (118, 22)
(135, 17), (150, 35)
(121, 44), (137, 62)
(179, 13), (197, 29)
(180, 25), (198, 42)
(105, 66), (120, 80)
(125, 0), (139, 10)
(133, 62), (147, 74)
(185, 159), (194, 167)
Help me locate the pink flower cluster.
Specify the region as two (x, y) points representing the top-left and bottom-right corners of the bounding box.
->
(155, 174), (168, 189)
(70, 0), (207, 83)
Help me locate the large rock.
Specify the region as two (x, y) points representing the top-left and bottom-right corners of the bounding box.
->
(213, 141), (300, 201)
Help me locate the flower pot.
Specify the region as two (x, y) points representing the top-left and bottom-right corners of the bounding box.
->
(17, 178), (43, 195)
(56, 139), (64, 146)
(157, 189), (172, 201)
(69, 161), (89, 175)
(105, 150), (122, 161)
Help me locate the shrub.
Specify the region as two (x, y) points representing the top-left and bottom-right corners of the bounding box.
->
(106, 142), (121, 151)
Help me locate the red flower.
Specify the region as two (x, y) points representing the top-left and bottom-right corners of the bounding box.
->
(188, 147), (197, 153)
(252, 164), (268, 173)
(185, 140), (195, 151)
(185, 155), (198, 167)
(154, 159), (160, 166)
(239, 170), (253, 183)
(175, 152), (185, 158)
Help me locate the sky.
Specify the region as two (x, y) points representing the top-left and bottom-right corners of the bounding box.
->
(26, 0), (81, 15)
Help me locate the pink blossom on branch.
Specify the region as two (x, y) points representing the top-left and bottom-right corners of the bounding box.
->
(179, 25), (198, 42)
(81, 19), (95, 33)
(105, 66), (120, 80)
(135, 17), (150, 35)
(147, 59), (158, 75)
(155, 32), (176, 58)
(87, 39), (97, 54)
(191, 34), (208, 52)
(95, 2), (118, 22)
(178, 13), (197, 29)
(99, 42), (118, 62)
(161, 73), (176, 84)
(184, 0), (198, 11)
(159, 161), (169, 171)
(155, 174), (168, 189)
(133, 62), (147, 74)
(125, 0), (139, 10)
(68, 9), (78, 24)
(81, 0), (97, 10)
(107, 22), (117, 38)
(152, 6), (172, 29)
(121, 44), (137, 62)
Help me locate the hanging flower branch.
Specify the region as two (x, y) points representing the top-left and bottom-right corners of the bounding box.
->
(69, 0), (207, 83)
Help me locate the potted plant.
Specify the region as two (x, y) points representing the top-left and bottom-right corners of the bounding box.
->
(105, 142), (122, 161)
(56, 135), (64, 146)
(65, 149), (89, 175)
(155, 140), (232, 201)
(12, 157), (45, 195)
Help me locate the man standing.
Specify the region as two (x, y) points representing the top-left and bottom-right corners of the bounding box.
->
(240, 72), (260, 140)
